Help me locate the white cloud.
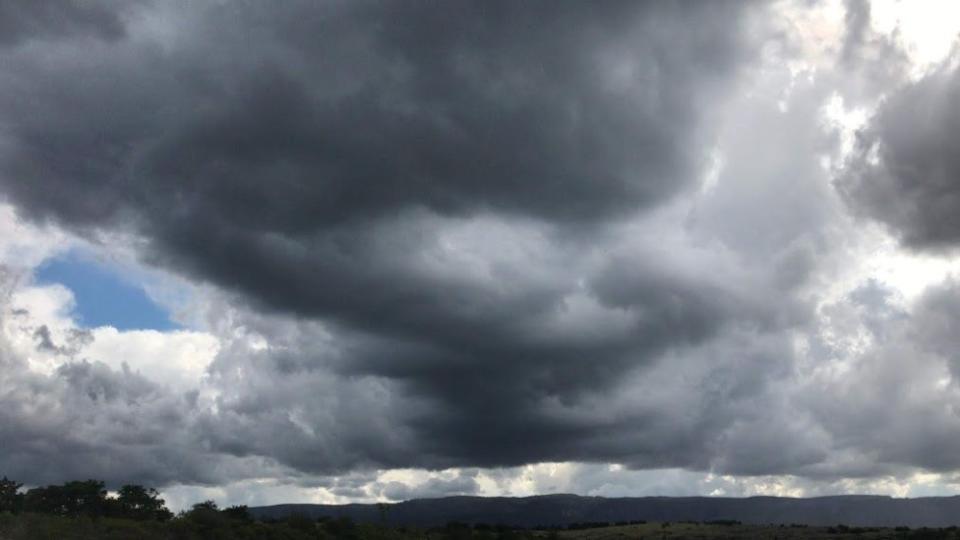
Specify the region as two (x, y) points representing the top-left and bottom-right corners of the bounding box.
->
(87, 327), (219, 390)
(871, 0), (960, 75)
(0, 204), (67, 269)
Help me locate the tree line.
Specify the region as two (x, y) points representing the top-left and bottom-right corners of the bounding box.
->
(0, 475), (547, 540)
(0, 476), (174, 521)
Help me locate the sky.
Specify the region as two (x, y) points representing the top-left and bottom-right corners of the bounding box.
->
(2, 0), (960, 512)
(34, 251), (178, 331)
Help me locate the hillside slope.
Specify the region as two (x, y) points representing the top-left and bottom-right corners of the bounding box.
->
(250, 494), (960, 528)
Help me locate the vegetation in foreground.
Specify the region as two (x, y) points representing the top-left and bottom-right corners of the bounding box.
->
(3, 477), (960, 539)
(552, 521), (960, 540)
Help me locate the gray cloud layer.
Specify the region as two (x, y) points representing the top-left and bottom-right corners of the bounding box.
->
(3, 0), (960, 496)
(0, 0), (763, 479)
(838, 57), (960, 249)
(0, 0), (131, 47)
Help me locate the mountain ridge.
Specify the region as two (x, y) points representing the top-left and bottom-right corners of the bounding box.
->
(249, 493), (960, 528)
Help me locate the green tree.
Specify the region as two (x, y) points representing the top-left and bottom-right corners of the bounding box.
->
(185, 499), (230, 534)
(324, 516), (359, 540)
(116, 484), (172, 521)
(0, 476), (22, 513)
(221, 504), (253, 523)
(191, 500), (219, 512)
(287, 512), (317, 533)
(23, 480), (108, 517)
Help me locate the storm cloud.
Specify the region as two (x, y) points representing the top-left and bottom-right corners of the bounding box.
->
(0, 0), (769, 474)
(0, 0), (131, 47)
(3, 0), (960, 502)
(838, 56), (960, 250)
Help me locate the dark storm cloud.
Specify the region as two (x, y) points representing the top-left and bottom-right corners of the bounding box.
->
(16, 0), (928, 494)
(838, 57), (960, 249)
(6, 0), (960, 492)
(0, 0), (760, 438)
(10, 0), (960, 498)
(1, 1), (747, 234)
(0, 0), (772, 482)
(0, 0), (130, 47)
(185, 267), (808, 479)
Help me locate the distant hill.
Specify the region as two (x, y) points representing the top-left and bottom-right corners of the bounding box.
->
(249, 494), (960, 528)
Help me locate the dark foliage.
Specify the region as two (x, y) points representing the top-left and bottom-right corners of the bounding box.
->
(23, 479), (109, 517)
(0, 476), (22, 513)
(117, 484), (174, 521)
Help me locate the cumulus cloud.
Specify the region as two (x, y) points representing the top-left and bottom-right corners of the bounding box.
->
(838, 55), (960, 250)
(380, 472), (481, 502)
(796, 279), (960, 477)
(3, 0), (960, 505)
(0, 0), (778, 479)
(0, 2), (749, 235)
(0, 266), (248, 486)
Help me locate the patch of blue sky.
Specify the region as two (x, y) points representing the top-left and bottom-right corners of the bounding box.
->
(35, 251), (179, 331)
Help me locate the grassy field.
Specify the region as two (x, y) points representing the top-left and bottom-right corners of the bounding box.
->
(550, 522), (958, 540)
(3, 512), (960, 540)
